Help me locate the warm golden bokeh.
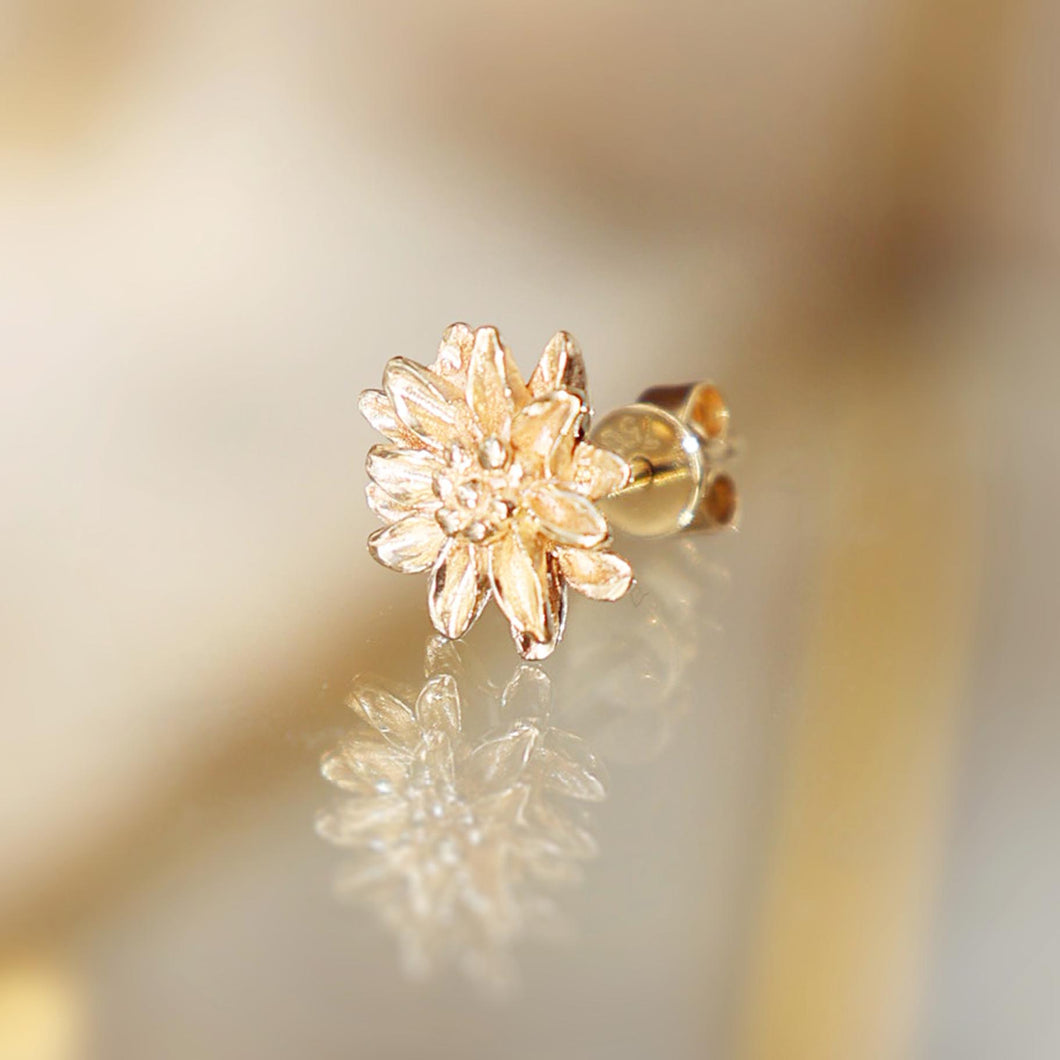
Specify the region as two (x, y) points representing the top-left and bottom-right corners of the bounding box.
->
(1, 1), (1057, 1057)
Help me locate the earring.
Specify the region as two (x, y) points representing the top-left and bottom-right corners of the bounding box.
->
(359, 323), (737, 659)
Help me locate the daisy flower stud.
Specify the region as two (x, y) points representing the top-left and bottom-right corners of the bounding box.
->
(359, 324), (634, 659)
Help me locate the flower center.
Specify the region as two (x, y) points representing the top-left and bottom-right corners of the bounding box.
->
(433, 437), (522, 543)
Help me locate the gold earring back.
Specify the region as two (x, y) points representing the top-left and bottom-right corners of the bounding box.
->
(591, 381), (739, 538)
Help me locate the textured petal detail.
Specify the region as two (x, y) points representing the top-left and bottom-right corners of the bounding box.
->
(489, 520), (551, 643)
(365, 445), (441, 506)
(430, 322), (476, 386)
(365, 481), (418, 525)
(347, 682), (420, 746)
(428, 538), (490, 640)
(466, 326), (528, 439)
(414, 673), (461, 735)
(514, 554), (566, 660)
(367, 514), (446, 573)
(556, 546), (633, 600)
(523, 481), (608, 548)
(528, 330), (587, 398)
(509, 391), (584, 477)
(384, 356), (474, 450)
(567, 441), (631, 499)
(358, 388), (415, 445)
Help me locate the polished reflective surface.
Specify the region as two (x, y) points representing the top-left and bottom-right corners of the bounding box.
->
(317, 648), (609, 991)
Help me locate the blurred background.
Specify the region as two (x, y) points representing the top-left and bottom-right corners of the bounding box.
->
(1, 1), (1058, 1057)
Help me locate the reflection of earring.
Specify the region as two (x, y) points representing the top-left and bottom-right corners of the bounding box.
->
(360, 323), (738, 659)
(315, 638), (608, 990)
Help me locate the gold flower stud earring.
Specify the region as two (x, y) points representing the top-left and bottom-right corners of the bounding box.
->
(359, 323), (737, 659)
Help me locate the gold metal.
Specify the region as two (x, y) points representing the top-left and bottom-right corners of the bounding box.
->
(360, 324), (634, 660)
(592, 382), (739, 538)
(360, 325), (738, 658)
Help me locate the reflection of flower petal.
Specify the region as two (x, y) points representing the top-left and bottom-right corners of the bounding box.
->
(489, 522), (551, 643)
(527, 331), (587, 397)
(365, 445), (441, 506)
(423, 636), (498, 714)
(466, 326), (527, 438)
(314, 796), (408, 846)
(538, 733), (609, 802)
(428, 538), (490, 639)
(465, 796), (523, 903)
(321, 738), (410, 793)
(500, 666), (553, 719)
(524, 482), (609, 548)
(347, 683), (420, 746)
(414, 673), (461, 736)
(556, 546), (633, 601)
(385, 356), (474, 450)
(368, 514), (446, 573)
(465, 724), (538, 789)
(420, 732), (457, 791)
(318, 629), (616, 990)
(509, 391), (583, 476)
(473, 785), (531, 830)
(525, 799), (599, 859)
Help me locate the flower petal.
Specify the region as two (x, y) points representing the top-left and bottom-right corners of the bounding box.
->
(428, 537), (491, 640)
(365, 445), (441, 506)
(365, 481), (417, 524)
(556, 546), (633, 600)
(524, 481), (609, 548)
(358, 388), (415, 445)
(430, 322), (475, 386)
(367, 513), (446, 573)
(566, 441), (631, 499)
(514, 554), (566, 660)
(509, 391), (584, 477)
(528, 330), (587, 397)
(489, 520), (551, 643)
(466, 326), (528, 439)
(384, 356), (474, 450)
